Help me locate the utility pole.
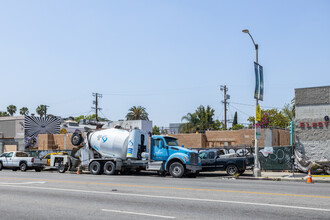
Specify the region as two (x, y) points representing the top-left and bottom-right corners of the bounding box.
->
(220, 85), (230, 130)
(44, 105), (49, 118)
(92, 93), (102, 122)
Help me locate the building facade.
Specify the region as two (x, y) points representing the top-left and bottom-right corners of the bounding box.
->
(295, 86), (330, 160)
(0, 116), (25, 152)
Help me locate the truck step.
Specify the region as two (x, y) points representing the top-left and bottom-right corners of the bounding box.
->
(147, 161), (163, 171)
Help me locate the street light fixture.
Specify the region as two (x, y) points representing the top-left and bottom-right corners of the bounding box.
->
(242, 29), (261, 177)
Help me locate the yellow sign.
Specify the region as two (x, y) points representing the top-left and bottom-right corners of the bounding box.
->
(60, 128), (67, 134)
(256, 104), (261, 121)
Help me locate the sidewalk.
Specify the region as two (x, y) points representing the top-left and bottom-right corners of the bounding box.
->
(236, 171), (330, 183)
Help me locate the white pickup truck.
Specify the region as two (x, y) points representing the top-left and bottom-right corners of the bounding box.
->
(0, 151), (43, 172)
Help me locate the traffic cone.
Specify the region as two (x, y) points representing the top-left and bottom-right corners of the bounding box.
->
(306, 170), (313, 183)
(77, 165), (81, 175)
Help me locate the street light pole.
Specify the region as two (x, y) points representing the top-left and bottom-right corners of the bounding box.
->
(242, 29), (261, 177)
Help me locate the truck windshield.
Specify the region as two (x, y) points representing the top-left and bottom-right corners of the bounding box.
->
(164, 137), (179, 146)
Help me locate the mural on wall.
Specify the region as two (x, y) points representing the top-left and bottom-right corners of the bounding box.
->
(25, 116), (61, 138)
(24, 116), (61, 150)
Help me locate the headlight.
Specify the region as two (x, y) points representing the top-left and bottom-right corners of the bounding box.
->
(184, 155), (189, 162)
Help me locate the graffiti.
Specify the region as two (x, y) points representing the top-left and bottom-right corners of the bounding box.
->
(258, 146), (293, 170)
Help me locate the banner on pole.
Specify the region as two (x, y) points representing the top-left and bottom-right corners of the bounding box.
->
(259, 65), (263, 101)
(254, 62), (259, 99)
(254, 62), (264, 101)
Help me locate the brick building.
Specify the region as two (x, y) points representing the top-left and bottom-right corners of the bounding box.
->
(295, 85), (330, 160)
(170, 129), (291, 149)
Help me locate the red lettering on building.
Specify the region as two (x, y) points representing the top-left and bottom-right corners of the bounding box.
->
(300, 121), (328, 128)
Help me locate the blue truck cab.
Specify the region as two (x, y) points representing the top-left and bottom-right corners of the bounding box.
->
(149, 135), (201, 178)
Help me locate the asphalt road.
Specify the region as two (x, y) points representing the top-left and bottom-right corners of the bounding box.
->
(0, 170), (330, 220)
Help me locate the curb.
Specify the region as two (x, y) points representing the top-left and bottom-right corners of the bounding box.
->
(230, 176), (330, 183)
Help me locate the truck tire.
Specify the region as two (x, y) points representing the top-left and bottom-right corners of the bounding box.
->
(226, 164), (238, 176)
(58, 164), (68, 173)
(71, 133), (83, 146)
(20, 162), (27, 172)
(103, 161), (116, 175)
(89, 161), (102, 175)
(35, 168), (42, 172)
(0, 162), (3, 171)
(169, 162), (185, 178)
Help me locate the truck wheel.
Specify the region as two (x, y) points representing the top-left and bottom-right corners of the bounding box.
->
(103, 161), (116, 175)
(35, 168), (42, 172)
(226, 164), (238, 176)
(20, 163), (27, 172)
(0, 162), (3, 171)
(71, 133), (83, 146)
(58, 164), (68, 173)
(169, 162), (185, 178)
(89, 161), (102, 175)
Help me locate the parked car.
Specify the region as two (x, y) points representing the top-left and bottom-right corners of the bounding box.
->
(198, 149), (254, 176)
(0, 151), (43, 172)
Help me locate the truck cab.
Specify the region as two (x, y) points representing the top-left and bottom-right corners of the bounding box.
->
(149, 136), (201, 177)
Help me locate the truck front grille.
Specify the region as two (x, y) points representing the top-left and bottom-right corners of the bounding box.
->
(190, 152), (198, 165)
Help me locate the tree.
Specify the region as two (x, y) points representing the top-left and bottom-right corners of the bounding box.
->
(0, 111), (9, 117)
(232, 112), (238, 126)
(36, 105), (47, 117)
(7, 105), (17, 116)
(20, 107), (29, 116)
(281, 98), (295, 121)
(126, 106), (149, 120)
(248, 108), (290, 129)
(181, 105), (220, 133)
(152, 125), (160, 135)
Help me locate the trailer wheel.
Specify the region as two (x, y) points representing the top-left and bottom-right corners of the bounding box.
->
(58, 164), (68, 173)
(20, 162), (27, 172)
(226, 164), (238, 176)
(103, 161), (116, 175)
(169, 162), (185, 178)
(71, 133), (83, 146)
(89, 161), (102, 175)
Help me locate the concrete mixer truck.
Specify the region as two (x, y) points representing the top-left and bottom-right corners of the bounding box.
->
(66, 128), (201, 178)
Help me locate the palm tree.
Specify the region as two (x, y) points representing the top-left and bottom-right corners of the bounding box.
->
(126, 106), (149, 120)
(181, 105), (217, 133)
(20, 107), (29, 116)
(7, 105), (17, 116)
(0, 111), (9, 117)
(36, 105), (47, 117)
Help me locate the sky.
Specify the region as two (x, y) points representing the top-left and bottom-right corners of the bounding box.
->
(0, 1), (329, 127)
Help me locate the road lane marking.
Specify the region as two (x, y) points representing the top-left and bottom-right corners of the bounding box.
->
(101, 209), (175, 219)
(1, 177), (330, 199)
(0, 184), (330, 213)
(0, 181), (45, 185)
